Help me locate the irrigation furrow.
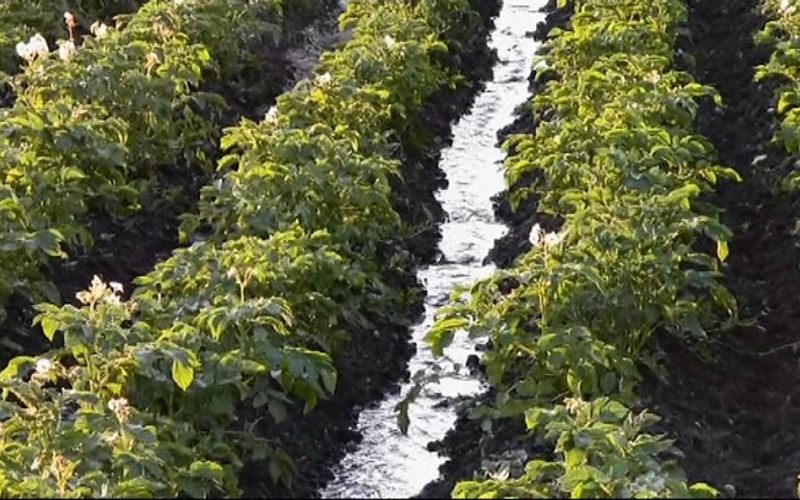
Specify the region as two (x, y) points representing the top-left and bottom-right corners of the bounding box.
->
(319, 1), (546, 497)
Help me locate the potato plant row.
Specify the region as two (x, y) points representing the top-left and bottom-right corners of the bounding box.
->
(426, 0), (739, 497)
(0, 0), (282, 330)
(0, 0), (488, 497)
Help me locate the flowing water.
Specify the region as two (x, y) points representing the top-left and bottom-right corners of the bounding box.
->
(320, 1), (546, 497)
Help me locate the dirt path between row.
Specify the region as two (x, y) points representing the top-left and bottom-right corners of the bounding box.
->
(642, 0), (800, 497)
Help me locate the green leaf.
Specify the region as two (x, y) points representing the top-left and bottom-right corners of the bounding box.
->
(716, 240), (729, 262)
(171, 360), (194, 391)
(320, 368), (336, 394)
(176, 477), (207, 499)
(426, 317), (469, 356)
(124, 424), (158, 444)
(688, 483), (719, 498)
(189, 460), (224, 481)
(40, 316), (59, 341)
(268, 399), (287, 424)
(32, 230), (66, 258)
(565, 448), (586, 468)
(62, 167), (87, 181)
(0, 356), (35, 381)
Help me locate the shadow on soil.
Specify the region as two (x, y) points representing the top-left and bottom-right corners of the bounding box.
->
(641, 0), (800, 497)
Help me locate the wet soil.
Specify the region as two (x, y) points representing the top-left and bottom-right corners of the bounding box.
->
(640, 0), (800, 497)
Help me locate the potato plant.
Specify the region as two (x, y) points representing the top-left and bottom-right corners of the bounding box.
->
(0, 0), (275, 328)
(454, 398), (717, 498)
(426, 0), (736, 496)
(0, 0), (488, 496)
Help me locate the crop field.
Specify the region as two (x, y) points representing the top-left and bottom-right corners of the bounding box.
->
(1, 0), (800, 498)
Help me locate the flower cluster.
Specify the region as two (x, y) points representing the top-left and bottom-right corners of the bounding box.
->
(58, 41), (75, 61)
(265, 105), (279, 123)
(528, 223), (565, 250)
(644, 69), (661, 84)
(315, 72), (332, 86)
(15, 33), (49, 64)
(18, 13), (112, 65)
(107, 398), (131, 422)
(34, 358), (54, 376)
(781, 0), (797, 16)
(90, 21), (110, 39)
(76, 275), (124, 307)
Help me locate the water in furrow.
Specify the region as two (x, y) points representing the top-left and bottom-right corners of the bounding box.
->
(320, 1), (546, 496)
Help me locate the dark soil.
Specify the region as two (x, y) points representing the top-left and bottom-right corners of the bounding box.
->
(0, 0), (338, 368)
(639, 0), (800, 497)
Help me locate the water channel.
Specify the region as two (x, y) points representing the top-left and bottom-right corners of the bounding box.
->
(320, 1), (546, 496)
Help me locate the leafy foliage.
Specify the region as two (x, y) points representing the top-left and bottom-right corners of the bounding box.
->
(0, 1), (145, 75)
(0, 0), (275, 329)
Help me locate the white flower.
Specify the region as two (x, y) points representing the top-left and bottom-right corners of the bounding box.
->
(528, 223), (544, 247)
(16, 33), (50, 63)
(107, 398), (127, 412)
(76, 275), (124, 306)
(75, 290), (90, 305)
(58, 40), (75, 61)
(34, 358), (54, 375)
(781, 0), (796, 15)
(107, 397), (130, 421)
(543, 231), (565, 248)
(28, 33), (49, 58)
(316, 72), (332, 86)
(383, 34), (396, 49)
(644, 69), (660, 84)
(104, 294), (121, 306)
(90, 21), (109, 39)
(265, 106), (279, 123)
(528, 223), (565, 250)
(63, 12), (76, 29)
(15, 41), (32, 61)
